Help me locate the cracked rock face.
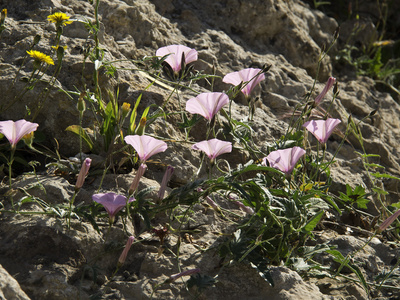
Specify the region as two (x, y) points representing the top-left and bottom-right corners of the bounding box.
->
(1, 0), (400, 299)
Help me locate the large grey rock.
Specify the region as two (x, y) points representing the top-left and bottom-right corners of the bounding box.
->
(0, 264), (30, 300)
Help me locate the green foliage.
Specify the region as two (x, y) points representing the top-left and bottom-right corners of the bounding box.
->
(186, 273), (217, 292)
(339, 184), (371, 209)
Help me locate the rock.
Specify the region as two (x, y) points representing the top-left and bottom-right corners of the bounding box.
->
(1, 0), (400, 299)
(0, 264), (31, 300)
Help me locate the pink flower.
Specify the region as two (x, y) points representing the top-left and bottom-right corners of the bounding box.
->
(233, 201), (254, 215)
(156, 45), (198, 72)
(92, 192), (135, 223)
(118, 236), (135, 266)
(303, 118), (341, 144)
(263, 146), (306, 174)
(128, 163), (147, 195)
(75, 158), (92, 190)
(205, 196), (220, 212)
(158, 166), (174, 201)
(314, 77), (336, 105)
(124, 135), (168, 162)
(223, 68), (265, 97)
(185, 92), (229, 121)
(192, 139), (232, 163)
(0, 119), (39, 149)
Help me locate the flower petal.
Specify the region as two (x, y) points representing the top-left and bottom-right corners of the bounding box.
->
(0, 119), (39, 147)
(156, 45), (198, 72)
(192, 139), (232, 160)
(124, 135), (168, 162)
(265, 146), (306, 174)
(303, 118), (341, 144)
(223, 68), (265, 97)
(186, 92), (229, 121)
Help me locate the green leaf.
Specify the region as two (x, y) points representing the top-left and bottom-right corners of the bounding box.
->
(372, 172), (400, 180)
(65, 125), (94, 150)
(186, 273), (216, 292)
(303, 211), (324, 233)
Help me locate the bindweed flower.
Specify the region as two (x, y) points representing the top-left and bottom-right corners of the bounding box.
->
(156, 44), (198, 73)
(303, 118), (341, 144)
(0, 119), (39, 149)
(167, 268), (201, 283)
(263, 146), (306, 174)
(158, 166), (174, 202)
(377, 209), (400, 234)
(233, 201), (254, 215)
(92, 193), (135, 224)
(27, 50), (54, 66)
(223, 68), (265, 97)
(128, 163), (147, 195)
(47, 12), (73, 27)
(314, 77), (336, 105)
(75, 158), (92, 190)
(192, 139), (232, 164)
(186, 92), (229, 121)
(118, 236), (135, 266)
(124, 135), (168, 162)
(205, 196), (220, 212)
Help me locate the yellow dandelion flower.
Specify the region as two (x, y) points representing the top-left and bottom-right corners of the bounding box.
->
(27, 50), (54, 65)
(47, 12), (73, 27)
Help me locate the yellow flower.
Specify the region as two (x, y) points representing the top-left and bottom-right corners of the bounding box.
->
(27, 50), (54, 65)
(51, 45), (68, 50)
(47, 12), (73, 27)
(373, 40), (394, 47)
(1, 8), (7, 24)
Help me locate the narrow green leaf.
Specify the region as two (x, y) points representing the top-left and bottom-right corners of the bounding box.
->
(65, 125), (94, 150)
(303, 211), (324, 233)
(372, 172), (400, 180)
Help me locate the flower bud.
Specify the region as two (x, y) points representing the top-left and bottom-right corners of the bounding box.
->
(157, 166), (174, 202)
(121, 102), (131, 119)
(167, 268), (200, 283)
(77, 92), (86, 112)
(117, 236), (135, 267)
(0, 8), (7, 24)
(75, 158), (91, 190)
(135, 116), (146, 136)
(129, 163), (147, 195)
(22, 131), (35, 147)
(377, 209), (400, 234)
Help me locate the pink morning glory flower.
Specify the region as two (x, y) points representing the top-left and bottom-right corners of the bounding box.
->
(0, 119), (39, 149)
(192, 139), (232, 163)
(118, 236), (135, 266)
(303, 118), (341, 144)
(223, 68), (265, 97)
(92, 192), (135, 223)
(156, 45), (198, 72)
(124, 135), (168, 162)
(186, 92), (229, 121)
(262, 146), (306, 174)
(314, 76), (336, 105)
(75, 158), (92, 190)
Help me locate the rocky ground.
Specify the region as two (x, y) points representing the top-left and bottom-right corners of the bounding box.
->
(1, 0), (400, 299)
